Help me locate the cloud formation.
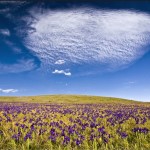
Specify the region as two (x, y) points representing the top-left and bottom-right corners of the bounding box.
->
(0, 29), (10, 36)
(52, 69), (71, 76)
(0, 1), (26, 5)
(0, 59), (37, 74)
(55, 60), (66, 65)
(23, 8), (150, 75)
(0, 88), (18, 93)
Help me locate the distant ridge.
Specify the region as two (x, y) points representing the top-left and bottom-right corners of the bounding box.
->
(0, 95), (149, 104)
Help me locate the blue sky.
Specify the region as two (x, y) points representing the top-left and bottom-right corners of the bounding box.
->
(0, 1), (150, 101)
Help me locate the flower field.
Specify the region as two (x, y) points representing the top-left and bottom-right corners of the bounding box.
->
(0, 101), (150, 150)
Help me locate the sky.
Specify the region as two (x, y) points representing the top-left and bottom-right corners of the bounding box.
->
(0, 0), (150, 101)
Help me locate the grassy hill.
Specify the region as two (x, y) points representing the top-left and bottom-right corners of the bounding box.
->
(0, 95), (149, 104)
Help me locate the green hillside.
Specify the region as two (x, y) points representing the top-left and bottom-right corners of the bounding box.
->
(0, 95), (149, 104)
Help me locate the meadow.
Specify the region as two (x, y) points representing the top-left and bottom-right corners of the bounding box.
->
(0, 95), (150, 150)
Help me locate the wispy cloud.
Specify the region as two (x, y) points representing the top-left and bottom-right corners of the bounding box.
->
(0, 1), (26, 4)
(0, 59), (37, 74)
(0, 8), (10, 13)
(128, 81), (136, 84)
(0, 1), (28, 16)
(0, 29), (10, 36)
(4, 40), (22, 53)
(124, 81), (136, 85)
(52, 69), (71, 76)
(123, 81), (136, 89)
(55, 60), (65, 65)
(22, 8), (150, 75)
(0, 88), (18, 93)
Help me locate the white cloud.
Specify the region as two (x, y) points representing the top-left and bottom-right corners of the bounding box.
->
(0, 8), (10, 13)
(0, 88), (18, 93)
(0, 59), (37, 74)
(52, 69), (71, 76)
(55, 60), (66, 65)
(128, 81), (136, 84)
(0, 29), (10, 36)
(23, 8), (150, 75)
(0, 1), (28, 15)
(0, 1), (26, 4)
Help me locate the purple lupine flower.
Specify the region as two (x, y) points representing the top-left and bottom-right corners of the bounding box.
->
(98, 126), (105, 132)
(69, 117), (73, 122)
(61, 129), (65, 136)
(15, 123), (19, 126)
(98, 126), (106, 135)
(82, 125), (86, 130)
(12, 134), (20, 141)
(132, 127), (149, 134)
(49, 128), (57, 142)
(75, 138), (81, 146)
(79, 135), (85, 141)
(72, 124), (77, 128)
(135, 118), (140, 124)
(24, 132), (32, 141)
(56, 122), (59, 127)
(90, 122), (96, 128)
(49, 135), (56, 142)
(63, 136), (70, 145)
(132, 128), (139, 132)
(108, 134), (111, 138)
(141, 128), (149, 134)
(90, 134), (95, 141)
(50, 128), (55, 136)
(6, 117), (11, 122)
(141, 118), (147, 124)
(117, 127), (128, 138)
(20, 124), (28, 129)
(29, 118), (33, 123)
(39, 128), (46, 135)
(68, 126), (74, 134)
(60, 120), (63, 124)
(120, 132), (128, 138)
(30, 124), (35, 131)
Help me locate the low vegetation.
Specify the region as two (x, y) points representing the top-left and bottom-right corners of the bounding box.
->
(0, 95), (149, 150)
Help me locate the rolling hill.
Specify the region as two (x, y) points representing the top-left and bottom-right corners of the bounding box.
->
(0, 95), (149, 104)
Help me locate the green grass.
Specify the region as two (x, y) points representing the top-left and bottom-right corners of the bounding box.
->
(0, 95), (150, 150)
(0, 95), (148, 104)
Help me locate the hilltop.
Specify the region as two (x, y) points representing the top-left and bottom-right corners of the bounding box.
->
(0, 95), (149, 104)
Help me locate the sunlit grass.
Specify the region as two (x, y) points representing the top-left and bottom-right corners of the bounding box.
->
(0, 95), (147, 104)
(0, 95), (149, 150)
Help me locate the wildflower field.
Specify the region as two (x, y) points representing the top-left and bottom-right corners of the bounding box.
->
(0, 95), (150, 150)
